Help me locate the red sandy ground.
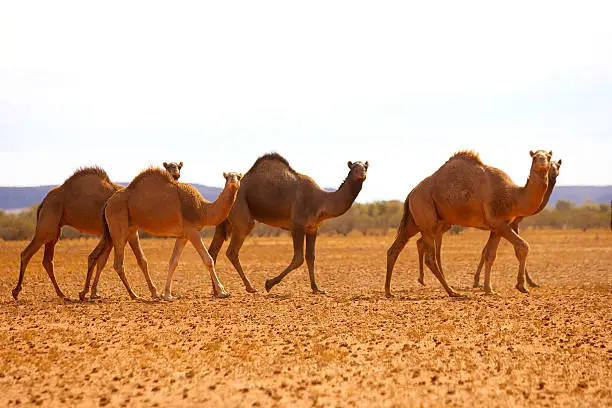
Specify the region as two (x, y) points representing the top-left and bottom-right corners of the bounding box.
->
(0, 229), (610, 407)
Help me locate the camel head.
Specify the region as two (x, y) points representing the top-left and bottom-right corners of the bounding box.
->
(549, 159), (562, 182)
(529, 150), (552, 175)
(347, 161), (369, 182)
(163, 161), (183, 180)
(223, 172), (243, 191)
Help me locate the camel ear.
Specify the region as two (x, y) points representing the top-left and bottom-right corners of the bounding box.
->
(238, 173), (243, 180)
(529, 151), (535, 158)
(179, 162), (183, 169)
(557, 159), (562, 166)
(548, 150), (553, 158)
(163, 162), (168, 169)
(364, 161), (369, 170)
(347, 161), (353, 168)
(223, 172), (228, 179)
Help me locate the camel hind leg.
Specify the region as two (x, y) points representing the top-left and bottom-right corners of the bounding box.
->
(13, 204), (62, 300)
(265, 226), (305, 293)
(80, 236), (112, 300)
(385, 218), (420, 297)
(225, 217), (257, 293)
(416, 237), (425, 285)
(42, 236), (69, 300)
(128, 232), (159, 299)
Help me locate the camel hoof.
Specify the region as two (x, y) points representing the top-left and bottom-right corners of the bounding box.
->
(11, 287), (21, 301)
(527, 281), (540, 288)
(484, 290), (498, 296)
(265, 279), (275, 293)
(79, 291), (88, 301)
(131, 296), (145, 302)
(449, 291), (465, 298)
(473, 282), (481, 289)
(516, 284), (529, 294)
(312, 288), (327, 295)
(246, 287), (258, 294)
(90, 294), (101, 301)
(385, 291), (394, 298)
(418, 278), (425, 286)
(214, 291), (231, 299)
(160, 293), (175, 301)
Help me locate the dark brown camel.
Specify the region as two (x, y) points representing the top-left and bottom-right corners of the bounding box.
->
(208, 153), (368, 294)
(13, 164), (182, 301)
(414, 159), (562, 288)
(386, 150), (552, 297)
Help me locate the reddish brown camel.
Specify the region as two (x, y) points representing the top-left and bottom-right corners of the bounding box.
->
(12, 163), (183, 301)
(81, 168), (242, 300)
(386, 150), (552, 297)
(415, 159), (562, 288)
(208, 153), (368, 294)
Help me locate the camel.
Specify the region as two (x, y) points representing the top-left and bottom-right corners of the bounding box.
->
(81, 168), (242, 300)
(12, 163), (182, 301)
(414, 159), (562, 287)
(208, 153), (368, 294)
(386, 150), (553, 297)
(163, 161), (183, 180)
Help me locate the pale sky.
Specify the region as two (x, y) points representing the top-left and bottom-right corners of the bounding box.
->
(1, 1), (611, 202)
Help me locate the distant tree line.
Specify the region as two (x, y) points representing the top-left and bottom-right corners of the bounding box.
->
(1, 200), (610, 241)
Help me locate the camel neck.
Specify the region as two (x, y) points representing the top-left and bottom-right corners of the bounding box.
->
(517, 169), (549, 216)
(205, 184), (238, 225)
(322, 178), (363, 220)
(534, 178), (557, 214)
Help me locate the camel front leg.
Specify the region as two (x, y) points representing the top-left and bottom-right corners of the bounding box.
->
(187, 229), (229, 298)
(491, 222), (531, 293)
(265, 227), (305, 293)
(512, 224), (539, 288)
(305, 231), (325, 294)
(162, 237), (188, 300)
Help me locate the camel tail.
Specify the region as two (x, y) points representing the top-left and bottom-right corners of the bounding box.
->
(89, 201), (112, 263)
(396, 197), (411, 237)
(35, 203), (43, 221)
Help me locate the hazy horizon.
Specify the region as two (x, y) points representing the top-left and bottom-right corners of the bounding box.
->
(1, 1), (611, 202)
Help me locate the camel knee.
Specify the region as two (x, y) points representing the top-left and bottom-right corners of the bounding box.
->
(484, 249), (497, 263)
(515, 242), (530, 260)
(293, 254), (304, 268)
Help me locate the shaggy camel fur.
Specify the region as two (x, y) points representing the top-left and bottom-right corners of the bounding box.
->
(12, 163), (182, 301)
(81, 168), (241, 300)
(415, 159), (561, 287)
(208, 153), (368, 294)
(386, 150), (552, 297)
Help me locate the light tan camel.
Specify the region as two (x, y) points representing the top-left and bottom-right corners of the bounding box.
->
(208, 153), (368, 294)
(386, 150), (552, 297)
(12, 163), (182, 301)
(81, 168), (242, 300)
(415, 159), (562, 287)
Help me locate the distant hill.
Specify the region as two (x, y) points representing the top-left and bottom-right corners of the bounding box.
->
(0, 184), (610, 211)
(0, 183), (222, 211)
(548, 186), (612, 206)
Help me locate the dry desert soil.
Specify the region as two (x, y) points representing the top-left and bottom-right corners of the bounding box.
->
(1, 229), (611, 407)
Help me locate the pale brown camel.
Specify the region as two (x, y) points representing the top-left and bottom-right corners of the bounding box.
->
(208, 153), (368, 294)
(12, 163), (183, 301)
(386, 150), (552, 297)
(81, 168), (242, 300)
(415, 159), (562, 287)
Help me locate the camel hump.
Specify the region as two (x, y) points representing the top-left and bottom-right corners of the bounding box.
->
(63, 166), (111, 185)
(128, 167), (176, 188)
(446, 150), (483, 165)
(247, 152), (297, 175)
